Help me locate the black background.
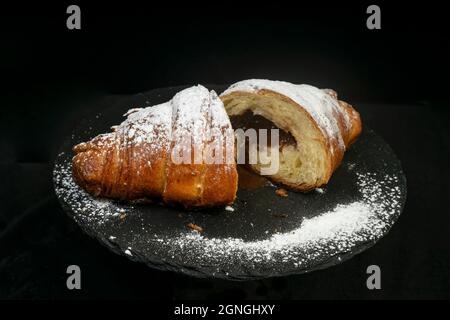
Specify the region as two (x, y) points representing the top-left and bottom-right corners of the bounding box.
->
(0, 1), (449, 299)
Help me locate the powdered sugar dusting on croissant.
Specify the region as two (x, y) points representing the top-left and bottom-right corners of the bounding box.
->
(207, 90), (235, 165)
(209, 90), (232, 130)
(118, 102), (172, 147)
(170, 85), (210, 151)
(221, 79), (351, 152)
(82, 85), (231, 155)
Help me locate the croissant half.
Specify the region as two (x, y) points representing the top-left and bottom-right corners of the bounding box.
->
(72, 85), (238, 208)
(220, 79), (362, 191)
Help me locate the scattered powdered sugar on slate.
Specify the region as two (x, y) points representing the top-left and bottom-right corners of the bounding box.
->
(55, 148), (402, 273)
(154, 171), (401, 267)
(55, 151), (402, 270)
(54, 159), (126, 225)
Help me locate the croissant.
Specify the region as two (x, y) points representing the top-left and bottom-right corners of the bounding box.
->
(220, 79), (362, 191)
(73, 80), (361, 207)
(72, 85), (238, 208)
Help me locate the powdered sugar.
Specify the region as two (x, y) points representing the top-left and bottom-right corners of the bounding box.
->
(81, 101), (173, 163)
(114, 101), (172, 147)
(169, 86), (235, 166)
(170, 85), (210, 153)
(75, 85), (232, 157)
(225, 205), (235, 212)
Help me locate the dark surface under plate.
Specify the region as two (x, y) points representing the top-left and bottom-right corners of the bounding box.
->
(53, 85), (407, 280)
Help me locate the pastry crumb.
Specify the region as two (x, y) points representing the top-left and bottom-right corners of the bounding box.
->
(275, 188), (288, 197)
(225, 205), (235, 212)
(187, 223), (203, 233)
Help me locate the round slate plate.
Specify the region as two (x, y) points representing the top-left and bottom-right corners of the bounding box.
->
(53, 85), (407, 280)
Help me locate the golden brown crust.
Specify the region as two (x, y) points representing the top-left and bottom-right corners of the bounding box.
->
(73, 136), (237, 209)
(73, 133), (171, 200)
(338, 99), (362, 147)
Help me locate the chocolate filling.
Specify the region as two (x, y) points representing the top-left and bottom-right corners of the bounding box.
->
(230, 111), (296, 148)
(237, 165), (271, 190)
